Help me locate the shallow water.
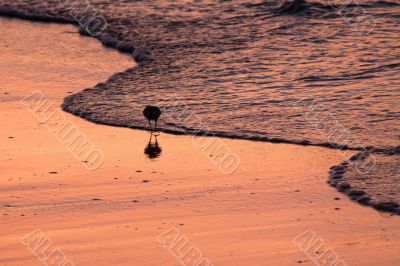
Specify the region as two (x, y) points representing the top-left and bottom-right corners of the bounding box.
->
(329, 150), (400, 215)
(347, 153), (399, 210)
(0, 0), (399, 213)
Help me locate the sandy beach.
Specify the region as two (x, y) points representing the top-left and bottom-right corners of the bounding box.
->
(1, 17), (399, 266)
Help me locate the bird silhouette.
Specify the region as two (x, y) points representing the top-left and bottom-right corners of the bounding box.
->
(143, 105), (161, 132)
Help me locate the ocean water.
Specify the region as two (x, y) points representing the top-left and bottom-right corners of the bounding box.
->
(0, 0), (399, 213)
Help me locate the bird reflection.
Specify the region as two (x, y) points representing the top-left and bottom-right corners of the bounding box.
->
(144, 133), (162, 159)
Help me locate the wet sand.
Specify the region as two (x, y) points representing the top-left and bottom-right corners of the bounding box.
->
(0, 18), (399, 266)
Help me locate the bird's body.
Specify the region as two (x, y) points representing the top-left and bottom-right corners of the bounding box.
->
(143, 105), (161, 131)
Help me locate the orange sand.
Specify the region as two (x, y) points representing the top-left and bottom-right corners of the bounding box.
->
(0, 18), (399, 266)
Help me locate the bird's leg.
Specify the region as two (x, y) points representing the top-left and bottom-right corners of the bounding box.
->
(155, 119), (158, 132)
(148, 119), (153, 132)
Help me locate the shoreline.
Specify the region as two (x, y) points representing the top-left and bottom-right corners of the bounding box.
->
(0, 7), (398, 153)
(0, 6), (398, 156)
(0, 7), (136, 54)
(1, 8), (399, 216)
(0, 16), (399, 266)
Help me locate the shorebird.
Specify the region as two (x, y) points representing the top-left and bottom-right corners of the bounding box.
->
(143, 105), (161, 131)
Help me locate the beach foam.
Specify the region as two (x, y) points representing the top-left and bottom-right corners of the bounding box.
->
(329, 148), (400, 215)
